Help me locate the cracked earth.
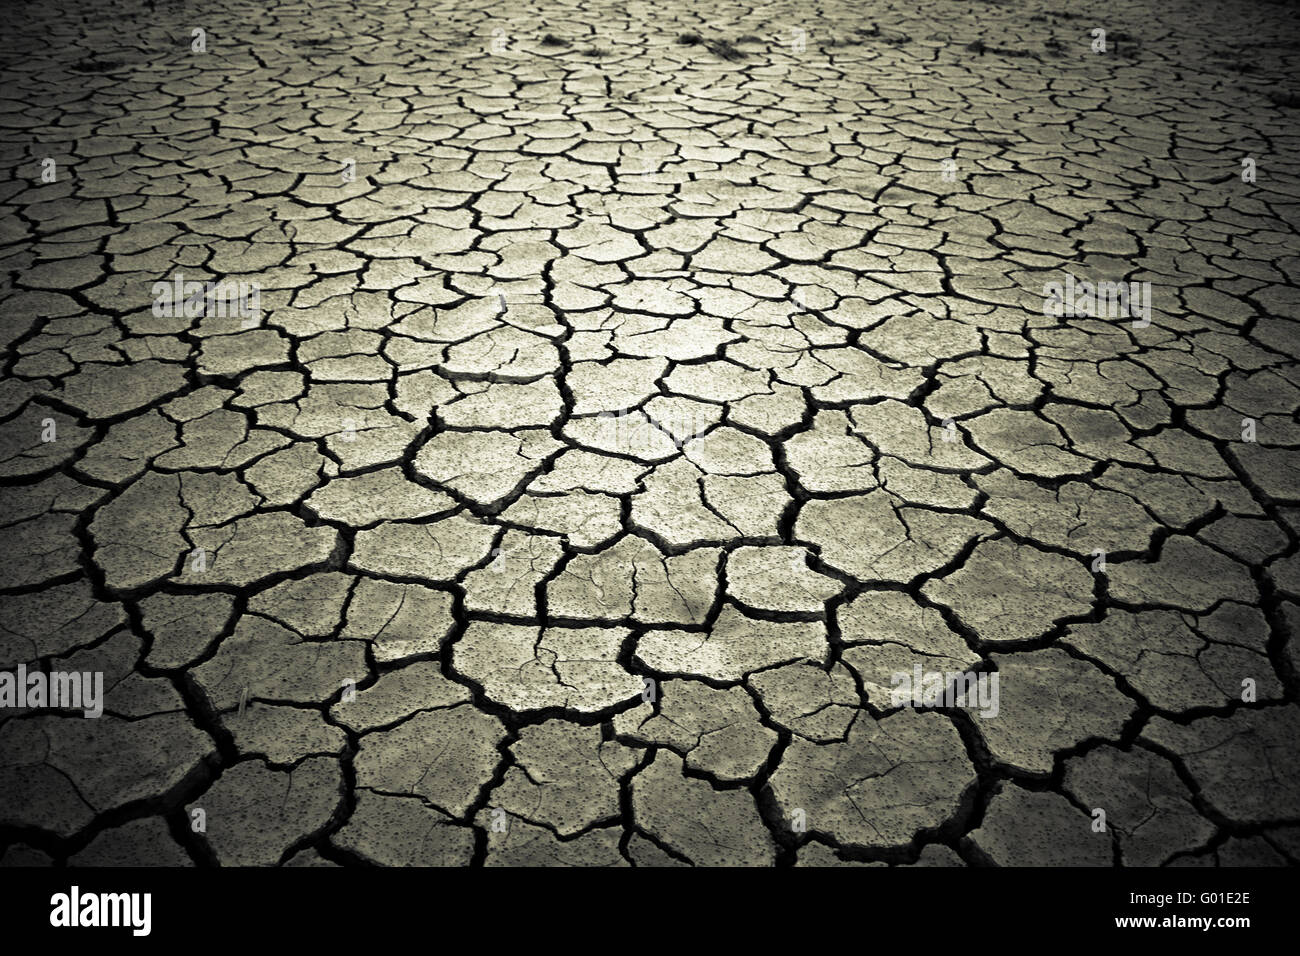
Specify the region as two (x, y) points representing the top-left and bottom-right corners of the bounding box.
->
(1, 0), (1299, 867)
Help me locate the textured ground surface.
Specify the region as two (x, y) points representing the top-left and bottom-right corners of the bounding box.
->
(1, 0), (1299, 867)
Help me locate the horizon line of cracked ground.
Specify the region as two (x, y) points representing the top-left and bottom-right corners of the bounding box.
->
(0, 0), (1299, 866)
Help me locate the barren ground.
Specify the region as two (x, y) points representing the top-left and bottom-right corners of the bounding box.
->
(1, 0), (1299, 866)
